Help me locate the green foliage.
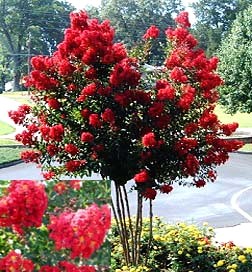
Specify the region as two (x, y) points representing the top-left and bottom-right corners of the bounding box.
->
(0, 0), (74, 90)
(217, 5), (252, 114)
(0, 44), (12, 92)
(191, 0), (251, 56)
(0, 180), (111, 269)
(111, 218), (252, 272)
(89, 0), (183, 64)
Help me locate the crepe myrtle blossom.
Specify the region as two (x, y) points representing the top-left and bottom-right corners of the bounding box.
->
(0, 180), (48, 234)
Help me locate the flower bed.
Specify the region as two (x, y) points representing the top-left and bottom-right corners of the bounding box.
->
(111, 217), (252, 272)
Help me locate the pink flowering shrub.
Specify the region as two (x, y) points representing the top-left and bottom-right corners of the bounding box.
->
(9, 10), (243, 199)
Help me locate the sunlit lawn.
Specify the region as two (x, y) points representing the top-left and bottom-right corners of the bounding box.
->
(0, 147), (24, 164)
(0, 138), (19, 145)
(214, 104), (252, 128)
(214, 105), (252, 152)
(2, 91), (33, 105)
(0, 120), (15, 136)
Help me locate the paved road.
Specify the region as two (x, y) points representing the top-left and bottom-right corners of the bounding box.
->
(0, 152), (251, 228)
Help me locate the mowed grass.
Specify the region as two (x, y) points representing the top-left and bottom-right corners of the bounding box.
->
(215, 105), (252, 152)
(0, 138), (19, 145)
(2, 91), (33, 105)
(0, 121), (15, 136)
(0, 147), (23, 164)
(214, 105), (252, 128)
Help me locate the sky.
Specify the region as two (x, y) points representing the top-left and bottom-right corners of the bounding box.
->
(66, 0), (196, 23)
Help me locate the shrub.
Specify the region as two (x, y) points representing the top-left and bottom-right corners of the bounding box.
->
(111, 217), (252, 272)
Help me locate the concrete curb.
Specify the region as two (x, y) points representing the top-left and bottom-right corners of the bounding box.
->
(0, 159), (23, 169)
(0, 145), (25, 168)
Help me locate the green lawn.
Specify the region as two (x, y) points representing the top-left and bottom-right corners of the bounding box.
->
(2, 91), (32, 105)
(0, 147), (23, 165)
(215, 105), (252, 152)
(214, 105), (252, 128)
(0, 138), (19, 145)
(0, 120), (15, 136)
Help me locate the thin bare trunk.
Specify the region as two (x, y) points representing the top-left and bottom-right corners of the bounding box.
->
(145, 199), (153, 266)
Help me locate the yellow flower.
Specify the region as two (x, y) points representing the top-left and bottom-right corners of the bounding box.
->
(216, 260), (225, 267)
(178, 250), (183, 255)
(197, 247), (203, 254)
(238, 255), (247, 263)
(229, 269), (236, 272)
(231, 264), (238, 269)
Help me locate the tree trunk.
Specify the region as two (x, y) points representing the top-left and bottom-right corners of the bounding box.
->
(13, 55), (21, 91)
(0, 77), (5, 93)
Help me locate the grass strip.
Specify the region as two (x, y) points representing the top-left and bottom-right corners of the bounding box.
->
(0, 121), (15, 136)
(0, 147), (23, 165)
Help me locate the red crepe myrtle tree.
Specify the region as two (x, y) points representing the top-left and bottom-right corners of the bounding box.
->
(9, 10), (243, 267)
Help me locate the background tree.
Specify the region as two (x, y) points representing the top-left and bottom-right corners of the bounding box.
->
(217, 5), (252, 114)
(0, 42), (11, 93)
(88, 0), (183, 64)
(0, 0), (74, 91)
(191, 0), (251, 56)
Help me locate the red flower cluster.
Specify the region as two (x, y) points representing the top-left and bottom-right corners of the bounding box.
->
(0, 180), (48, 234)
(0, 251), (34, 272)
(175, 11), (191, 28)
(48, 204), (111, 259)
(134, 169), (150, 183)
(143, 25), (160, 40)
(8, 104), (31, 125)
